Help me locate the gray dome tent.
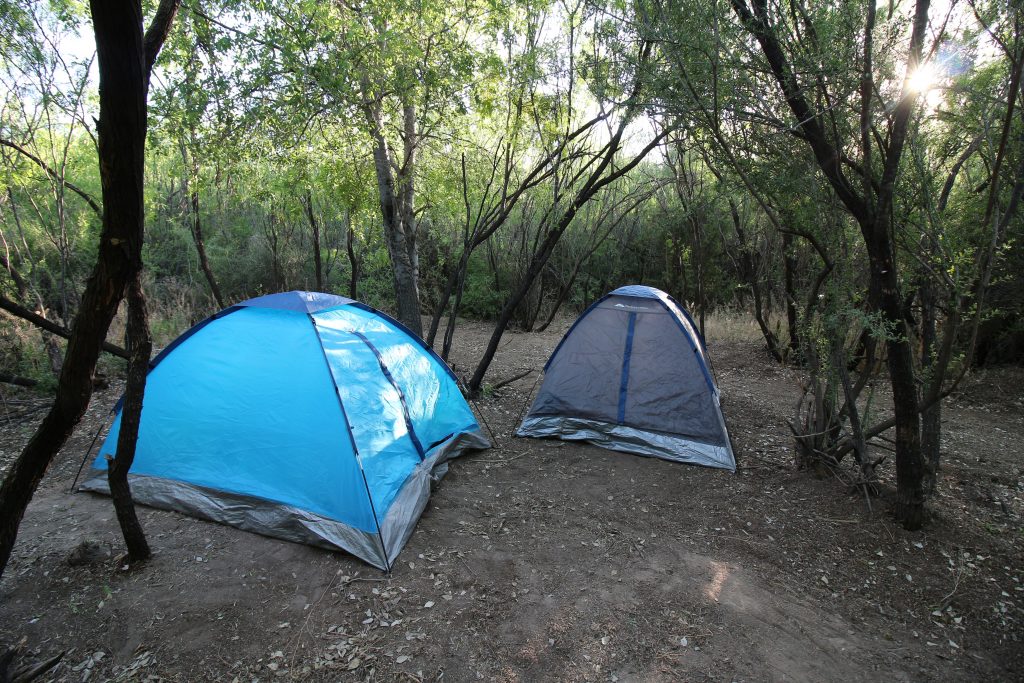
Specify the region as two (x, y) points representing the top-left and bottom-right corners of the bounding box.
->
(516, 285), (735, 471)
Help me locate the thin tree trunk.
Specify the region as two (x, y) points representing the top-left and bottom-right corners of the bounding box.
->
(536, 273), (577, 333)
(427, 268), (457, 347)
(106, 275), (151, 563)
(469, 227), (567, 393)
(836, 338), (867, 470)
(0, 252), (29, 301)
(264, 213), (286, 291)
(920, 276), (940, 495)
(400, 99), (419, 307)
(441, 248), (474, 360)
(782, 230), (800, 355)
(189, 188), (223, 308)
(691, 217), (706, 338)
(728, 201), (783, 362)
(180, 142), (224, 308)
(524, 271), (548, 332)
(302, 191), (324, 292)
(0, 373), (38, 387)
(346, 222), (359, 299)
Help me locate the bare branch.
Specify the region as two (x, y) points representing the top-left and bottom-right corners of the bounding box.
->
(0, 138), (101, 217)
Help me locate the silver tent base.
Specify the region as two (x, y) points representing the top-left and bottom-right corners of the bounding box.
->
(516, 415), (734, 471)
(80, 428), (490, 570)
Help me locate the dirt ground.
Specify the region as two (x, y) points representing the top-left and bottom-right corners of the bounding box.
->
(0, 317), (1022, 682)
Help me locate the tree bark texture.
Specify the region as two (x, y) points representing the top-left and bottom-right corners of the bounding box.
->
(866, 228), (924, 528)
(346, 223), (359, 299)
(189, 190), (224, 309)
(106, 275), (152, 563)
(920, 277), (941, 496)
(361, 86), (423, 338)
(782, 230), (800, 356)
(302, 192), (324, 292)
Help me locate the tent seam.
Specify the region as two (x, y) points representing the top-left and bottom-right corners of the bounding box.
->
(617, 311), (637, 424)
(350, 330), (427, 461)
(306, 313), (391, 570)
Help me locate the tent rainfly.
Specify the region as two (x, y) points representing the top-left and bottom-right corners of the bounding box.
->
(516, 285), (735, 471)
(81, 291), (489, 570)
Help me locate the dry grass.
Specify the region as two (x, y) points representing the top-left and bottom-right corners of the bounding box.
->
(701, 308), (770, 345)
(106, 279), (203, 351)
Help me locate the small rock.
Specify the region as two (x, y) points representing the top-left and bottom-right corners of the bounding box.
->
(66, 540), (111, 567)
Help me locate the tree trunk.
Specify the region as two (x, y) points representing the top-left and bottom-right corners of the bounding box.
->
(469, 226), (566, 393)
(189, 187), (223, 308)
(920, 277), (941, 496)
(427, 270), (455, 347)
(302, 191), (324, 292)
(400, 99), (420, 310)
(441, 246), (474, 360)
(536, 273), (576, 332)
(0, 251), (30, 302)
(264, 213), (287, 291)
(782, 230), (800, 356)
(0, 0), (177, 580)
(729, 202), (782, 362)
(365, 105), (422, 337)
(690, 217), (706, 338)
(346, 222), (359, 299)
(180, 142), (224, 309)
(730, 0), (930, 529)
(865, 225), (924, 528)
(0, 373), (38, 387)
(106, 275), (151, 563)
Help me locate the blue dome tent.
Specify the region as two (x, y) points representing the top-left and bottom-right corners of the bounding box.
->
(81, 291), (489, 569)
(516, 285), (735, 471)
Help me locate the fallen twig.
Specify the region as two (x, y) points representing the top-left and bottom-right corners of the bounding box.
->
(11, 651), (64, 682)
(472, 450), (529, 464)
(491, 368), (534, 391)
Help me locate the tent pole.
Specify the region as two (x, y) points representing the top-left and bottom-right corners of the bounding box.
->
(469, 395), (498, 447)
(69, 410), (113, 493)
(511, 371), (543, 437)
(456, 376), (498, 447)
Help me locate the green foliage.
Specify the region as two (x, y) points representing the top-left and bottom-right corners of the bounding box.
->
(0, 321), (58, 391)
(1, 0), (1022, 400)
(460, 255), (509, 318)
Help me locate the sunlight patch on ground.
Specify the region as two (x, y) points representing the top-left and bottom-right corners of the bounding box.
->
(705, 560), (730, 602)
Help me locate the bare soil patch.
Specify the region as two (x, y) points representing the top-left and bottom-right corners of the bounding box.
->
(1, 318), (1021, 682)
